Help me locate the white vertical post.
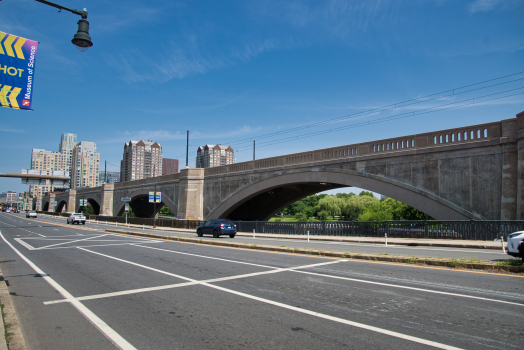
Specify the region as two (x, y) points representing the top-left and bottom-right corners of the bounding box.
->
(385, 233), (387, 246)
(501, 236), (505, 253)
(253, 229), (255, 238)
(116, 221), (118, 227)
(307, 230), (310, 242)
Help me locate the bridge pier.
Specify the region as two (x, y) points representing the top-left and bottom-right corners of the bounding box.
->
(100, 183), (114, 216)
(176, 168), (204, 220)
(517, 111), (524, 219)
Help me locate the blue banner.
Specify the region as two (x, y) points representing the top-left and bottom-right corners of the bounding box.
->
(0, 31), (38, 110)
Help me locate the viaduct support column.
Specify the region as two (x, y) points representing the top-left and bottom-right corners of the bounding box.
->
(517, 111), (524, 220)
(177, 168), (204, 221)
(100, 183), (114, 216)
(67, 190), (76, 213)
(500, 118), (518, 219)
(49, 193), (56, 213)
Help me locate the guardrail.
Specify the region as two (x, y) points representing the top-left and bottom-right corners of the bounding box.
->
(38, 212), (524, 241)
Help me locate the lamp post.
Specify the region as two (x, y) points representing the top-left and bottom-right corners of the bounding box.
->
(34, 0), (93, 51)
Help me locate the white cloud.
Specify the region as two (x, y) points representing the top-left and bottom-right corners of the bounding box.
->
(105, 38), (281, 84)
(0, 127), (24, 133)
(468, 0), (520, 13)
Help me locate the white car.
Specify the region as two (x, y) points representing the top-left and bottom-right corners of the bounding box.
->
(26, 210), (37, 218)
(67, 213), (86, 225)
(507, 231), (524, 259)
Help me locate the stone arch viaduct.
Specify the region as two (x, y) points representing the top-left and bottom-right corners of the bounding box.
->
(35, 112), (524, 221)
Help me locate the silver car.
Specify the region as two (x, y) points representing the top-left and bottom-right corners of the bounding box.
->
(507, 231), (524, 259)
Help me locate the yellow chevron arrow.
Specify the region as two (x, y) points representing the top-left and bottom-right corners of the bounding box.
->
(0, 85), (11, 108)
(0, 34), (26, 59)
(8, 87), (21, 109)
(0, 32), (6, 55)
(14, 37), (26, 59)
(3, 34), (16, 57)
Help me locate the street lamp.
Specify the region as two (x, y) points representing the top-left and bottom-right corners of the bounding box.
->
(35, 0), (93, 52)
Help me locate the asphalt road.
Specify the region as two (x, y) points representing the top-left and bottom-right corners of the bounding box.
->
(31, 213), (510, 261)
(0, 212), (522, 349)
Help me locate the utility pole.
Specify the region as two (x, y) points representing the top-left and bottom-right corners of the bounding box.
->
(153, 164), (157, 228)
(186, 130), (189, 169)
(253, 140), (255, 160)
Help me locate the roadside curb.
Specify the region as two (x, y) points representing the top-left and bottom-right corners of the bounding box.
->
(106, 229), (524, 274)
(0, 267), (27, 350)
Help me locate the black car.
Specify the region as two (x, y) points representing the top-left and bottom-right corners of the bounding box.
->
(197, 219), (236, 238)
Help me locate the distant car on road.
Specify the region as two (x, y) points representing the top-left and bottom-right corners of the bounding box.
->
(197, 219), (236, 238)
(507, 231), (524, 259)
(67, 213), (86, 225)
(26, 210), (37, 218)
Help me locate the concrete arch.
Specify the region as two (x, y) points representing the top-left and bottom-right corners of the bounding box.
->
(42, 201), (49, 212)
(76, 196), (101, 213)
(208, 170), (480, 221)
(56, 200), (68, 213)
(114, 189), (177, 218)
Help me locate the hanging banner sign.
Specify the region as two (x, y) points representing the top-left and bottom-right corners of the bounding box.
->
(0, 31), (38, 110)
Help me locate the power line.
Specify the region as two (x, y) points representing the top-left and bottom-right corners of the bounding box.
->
(173, 71), (524, 159)
(246, 89), (524, 150)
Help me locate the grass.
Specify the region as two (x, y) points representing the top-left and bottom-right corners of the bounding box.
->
(0, 303), (13, 344)
(496, 259), (524, 266)
(281, 245), (286, 247)
(407, 256), (420, 264)
(318, 250), (324, 256)
(378, 253), (389, 256)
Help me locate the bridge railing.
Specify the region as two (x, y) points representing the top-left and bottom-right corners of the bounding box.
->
(234, 220), (524, 241)
(36, 212), (524, 240)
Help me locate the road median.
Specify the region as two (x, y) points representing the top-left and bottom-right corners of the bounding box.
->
(106, 229), (524, 274)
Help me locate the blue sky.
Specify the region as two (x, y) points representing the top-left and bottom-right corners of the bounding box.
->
(1, 0), (523, 197)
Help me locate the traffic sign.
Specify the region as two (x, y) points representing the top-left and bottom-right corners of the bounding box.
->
(121, 197), (131, 202)
(148, 192), (161, 203)
(124, 203), (129, 212)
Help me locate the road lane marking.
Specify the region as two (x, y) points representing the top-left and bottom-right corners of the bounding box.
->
(0, 231), (137, 350)
(132, 244), (524, 307)
(293, 269), (524, 307)
(36, 234), (109, 250)
(14, 238), (35, 250)
(45, 257), (340, 305)
(65, 246), (462, 350)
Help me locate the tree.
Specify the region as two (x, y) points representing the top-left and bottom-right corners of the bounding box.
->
(359, 202), (394, 221)
(341, 195), (379, 220)
(82, 204), (95, 216)
(317, 210), (329, 221)
(319, 196), (343, 218)
(160, 205), (174, 216)
(359, 191), (375, 197)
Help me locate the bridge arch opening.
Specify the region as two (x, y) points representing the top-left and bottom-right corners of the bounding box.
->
(86, 199), (100, 215)
(115, 190), (176, 218)
(42, 201), (49, 212)
(207, 171), (478, 221)
(56, 201), (67, 213)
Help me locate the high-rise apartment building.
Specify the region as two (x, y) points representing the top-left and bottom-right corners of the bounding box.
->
(162, 158), (179, 175)
(59, 133), (77, 173)
(29, 133), (77, 196)
(120, 140), (162, 182)
(196, 144), (235, 168)
(71, 141), (100, 189)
